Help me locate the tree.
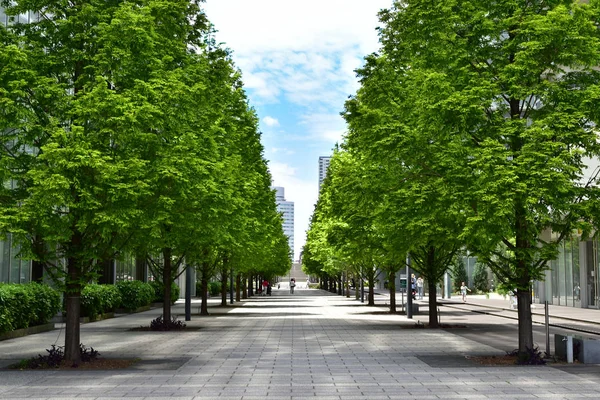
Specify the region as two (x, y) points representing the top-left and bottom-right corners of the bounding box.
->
(377, 0), (600, 357)
(342, 53), (465, 326)
(0, 0), (188, 363)
(452, 258), (468, 293)
(472, 263), (489, 293)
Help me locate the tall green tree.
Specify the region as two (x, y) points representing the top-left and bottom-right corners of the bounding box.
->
(377, 0), (600, 356)
(342, 52), (465, 326)
(0, 0), (178, 363)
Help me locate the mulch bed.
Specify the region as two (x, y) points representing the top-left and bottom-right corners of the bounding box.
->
(466, 354), (520, 366)
(8, 358), (139, 370)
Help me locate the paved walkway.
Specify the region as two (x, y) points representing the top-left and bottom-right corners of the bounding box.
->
(1, 288), (600, 399)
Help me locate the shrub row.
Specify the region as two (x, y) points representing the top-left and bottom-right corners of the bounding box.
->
(1, 280), (181, 329)
(150, 281), (180, 304)
(195, 281), (227, 297)
(80, 281), (180, 319)
(0, 282), (61, 334)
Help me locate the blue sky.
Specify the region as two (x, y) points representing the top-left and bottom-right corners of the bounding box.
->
(203, 0), (393, 259)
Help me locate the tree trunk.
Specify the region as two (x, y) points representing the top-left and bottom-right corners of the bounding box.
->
(248, 276), (253, 297)
(162, 247), (172, 322)
(515, 198), (534, 356)
(220, 266), (227, 306)
(346, 272), (350, 298)
(428, 280), (439, 328)
(367, 269), (375, 306)
(337, 276), (342, 295)
(242, 275), (247, 299)
(236, 273), (241, 302)
(200, 263), (209, 315)
(64, 255), (82, 364)
(517, 289), (533, 353)
(426, 246), (439, 328)
(389, 269), (396, 313)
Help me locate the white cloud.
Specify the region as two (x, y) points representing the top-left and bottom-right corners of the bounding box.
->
(300, 113), (347, 143)
(270, 147), (295, 155)
(263, 116), (280, 127)
(204, 0), (389, 108)
(204, 0), (389, 55)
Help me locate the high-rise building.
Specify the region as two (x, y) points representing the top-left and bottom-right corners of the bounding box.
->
(318, 156), (332, 191)
(273, 186), (294, 260)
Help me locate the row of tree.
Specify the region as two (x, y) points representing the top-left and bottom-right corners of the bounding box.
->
(0, 0), (291, 363)
(303, 0), (600, 360)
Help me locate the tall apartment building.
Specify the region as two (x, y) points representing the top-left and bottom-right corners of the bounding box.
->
(318, 156), (332, 191)
(273, 186), (294, 260)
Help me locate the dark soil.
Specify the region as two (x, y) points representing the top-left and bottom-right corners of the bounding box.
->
(9, 357), (139, 370)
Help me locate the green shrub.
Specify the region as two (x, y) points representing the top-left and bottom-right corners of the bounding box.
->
(80, 284), (121, 319)
(28, 282), (61, 326)
(473, 264), (489, 292)
(208, 281), (221, 296)
(116, 280), (154, 311)
(1, 284), (35, 330)
(149, 281), (180, 304)
(0, 283), (60, 333)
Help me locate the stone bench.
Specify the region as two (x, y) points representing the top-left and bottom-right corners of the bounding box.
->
(555, 334), (600, 364)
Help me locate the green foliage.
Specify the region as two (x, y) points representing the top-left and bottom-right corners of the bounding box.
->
(0, 283), (60, 333)
(452, 259), (468, 293)
(115, 281), (154, 311)
(80, 284), (122, 320)
(0, 0), (290, 361)
(472, 264), (489, 293)
(149, 281), (179, 304)
(208, 281), (222, 297)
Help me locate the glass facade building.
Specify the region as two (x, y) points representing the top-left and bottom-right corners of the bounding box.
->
(273, 186), (294, 260)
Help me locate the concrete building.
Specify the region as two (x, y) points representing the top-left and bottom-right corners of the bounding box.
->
(273, 186), (294, 260)
(318, 156), (332, 192)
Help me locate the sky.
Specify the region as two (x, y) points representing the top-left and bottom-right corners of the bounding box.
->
(203, 0), (393, 260)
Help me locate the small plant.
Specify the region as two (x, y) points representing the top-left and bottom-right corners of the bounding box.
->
(79, 344), (100, 362)
(507, 347), (546, 365)
(149, 315), (186, 331)
(14, 344), (100, 369)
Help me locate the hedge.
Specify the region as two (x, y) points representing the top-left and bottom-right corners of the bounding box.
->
(149, 281), (180, 304)
(116, 280), (154, 311)
(80, 284), (122, 319)
(0, 282), (61, 334)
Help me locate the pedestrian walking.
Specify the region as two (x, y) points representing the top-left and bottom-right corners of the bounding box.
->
(411, 274), (416, 300)
(306, 278), (310, 289)
(262, 279), (269, 296)
(290, 278), (295, 294)
(416, 277), (424, 300)
(460, 281), (471, 303)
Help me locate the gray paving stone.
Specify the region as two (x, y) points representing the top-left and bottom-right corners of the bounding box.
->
(1, 294), (600, 400)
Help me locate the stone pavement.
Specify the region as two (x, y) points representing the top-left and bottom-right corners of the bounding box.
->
(1, 287), (600, 400)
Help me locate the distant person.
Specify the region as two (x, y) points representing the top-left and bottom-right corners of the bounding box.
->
(290, 278), (296, 294)
(306, 278), (310, 289)
(262, 279), (269, 296)
(416, 277), (424, 300)
(460, 282), (471, 303)
(411, 274), (416, 300)
(509, 289), (518, 309)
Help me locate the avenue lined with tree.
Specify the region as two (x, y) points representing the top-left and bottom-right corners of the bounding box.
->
(303, 0), (600, 361)
(0, 0), (290, 364)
